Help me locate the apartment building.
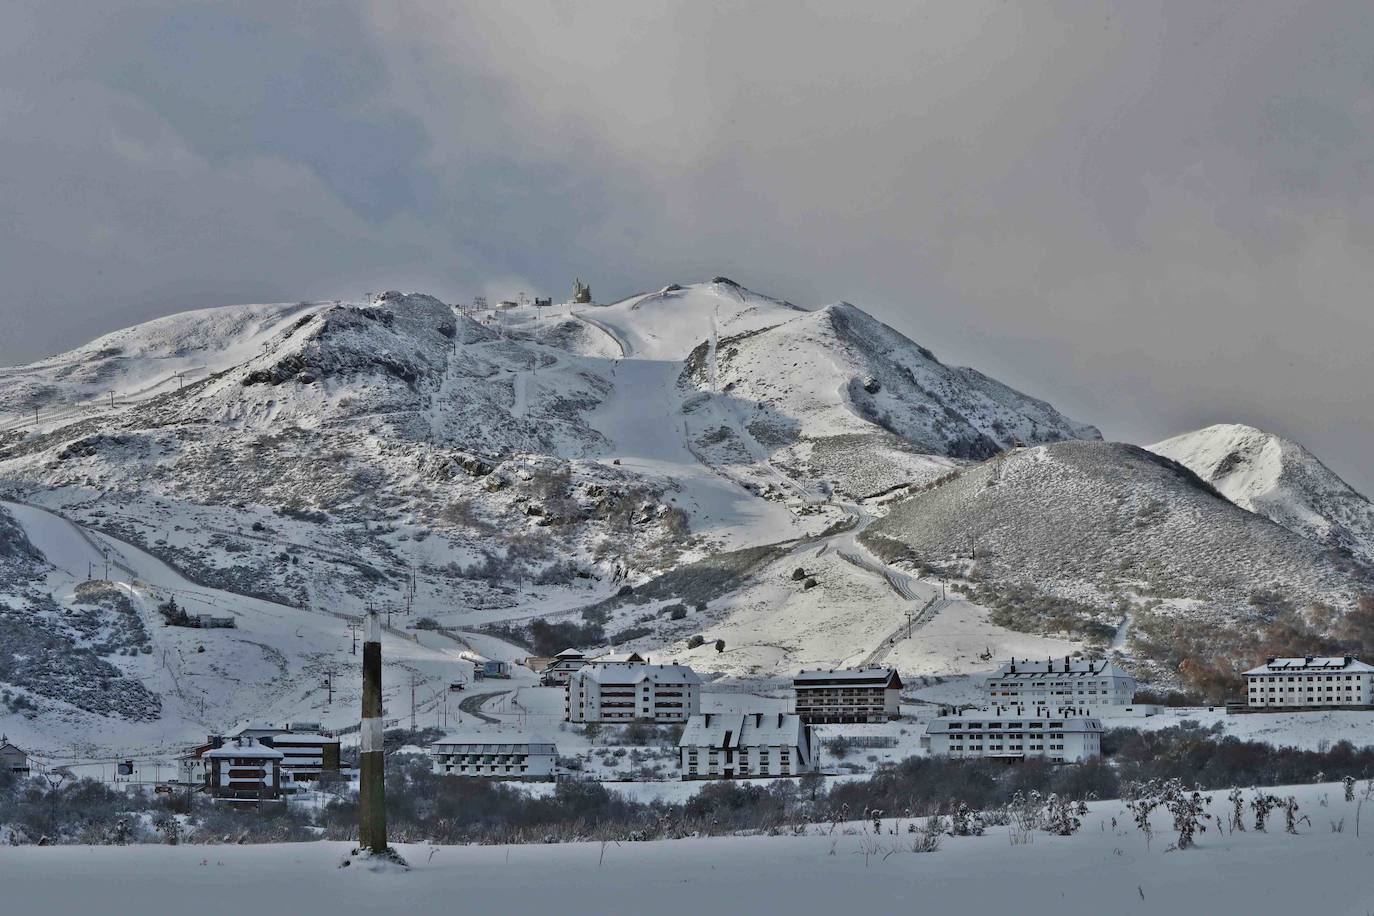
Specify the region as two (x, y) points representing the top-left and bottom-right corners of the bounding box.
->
(565, 662), (701, 723)
(1244, 656), (1374, 709)
(923, 706), (1103, 764)
(678, 712), (817, 780)
(984, 657), (1136, 708)
(429, 737), (559, 781)
(793, 668), (902, 724)
(203, 737), (284, 801)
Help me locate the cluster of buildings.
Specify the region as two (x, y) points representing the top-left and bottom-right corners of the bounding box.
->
(427, 657), (909, 782)
(187, 722), (343, 803)
(69, 650), (1366, 803)
(918, 657), (1141, 764)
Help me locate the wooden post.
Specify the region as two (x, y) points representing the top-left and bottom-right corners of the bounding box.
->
(358, 610), (387, 853)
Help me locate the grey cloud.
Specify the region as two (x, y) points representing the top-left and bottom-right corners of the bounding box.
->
(0, 1), (1370, 494)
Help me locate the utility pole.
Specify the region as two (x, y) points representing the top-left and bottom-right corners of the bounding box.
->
(109, 390), (115, 409)
(357, 609), (393, 860)
(348, 622), (359, 655)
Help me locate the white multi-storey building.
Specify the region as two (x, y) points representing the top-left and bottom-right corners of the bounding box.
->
(923, 706), (1103, 763)
(268, 732), (341, 781)
(678, 713), (817, 780)
(429, 737), (559, 781)
(1244, 656), (1374, 709)
(984, 657), (1136, 708)
(566, 662), (701, 723)
(203, 737), (284, 801)
(793, 668), (902, 724)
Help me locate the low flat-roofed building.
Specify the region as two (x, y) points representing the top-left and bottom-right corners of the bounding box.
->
(429, 737), (558, 781)
(678, 712), (817, 780)
(793, 668), (902, 724)
(923, 706), (1102, 763)
(1244, 656), (1374, 709)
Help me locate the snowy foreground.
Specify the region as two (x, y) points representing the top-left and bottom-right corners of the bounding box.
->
(4, 783), (1373, 916)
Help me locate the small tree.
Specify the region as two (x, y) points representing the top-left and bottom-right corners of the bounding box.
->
(1344, 776), (1357, 802)
(686, 635), (705, 650)
(154, 814), (181, 845)
(1227, 787), (1246, 832)
(1124, 780), (1161, 847)
(950, 802), (984, 837)
(1045, 793), (1081, 836)
(1162, 779), (1209, 850)
(1282, 797), (1309, 835)
(1251, 790), (1280, 832)
(714, 639), (725, 653)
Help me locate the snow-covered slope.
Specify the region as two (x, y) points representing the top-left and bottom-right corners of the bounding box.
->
(0, 500), (472, 757)
(683, 301), (1100, 497)
(0, 278), (1139, 747)
(0, 301), (325, 418)
(860, 441), (1374, 688)
(1150, 423), (1374, 565)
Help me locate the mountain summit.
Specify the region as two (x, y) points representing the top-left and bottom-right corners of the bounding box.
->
(1149, 423), (1374, 565)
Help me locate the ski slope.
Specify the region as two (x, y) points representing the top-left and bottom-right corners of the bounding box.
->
(0, 500), (471, 762)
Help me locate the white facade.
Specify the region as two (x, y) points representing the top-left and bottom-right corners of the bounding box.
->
(678, 713), (817, 780)
(793, 668), (902, 724)
(566, 662), (700, 723)
(429, 738), (558, 781)
(268, 733), (340, 780)
(203, 737), (283, 799)
(540, 649), (590, 686)
(923, 707), (1103, 763)
(1244, 656), (1374, 709)
(984, 657), (1136, 708)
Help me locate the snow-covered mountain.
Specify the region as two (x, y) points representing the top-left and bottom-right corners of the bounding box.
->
(1149, 424), (1374, 566)
(0, 279), (1113, 747)
(858, 440), (1374, 692)
(8, 278), (1369, 734)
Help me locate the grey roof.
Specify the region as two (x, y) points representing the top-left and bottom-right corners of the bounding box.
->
(1243, 656), (1374, 675)
(989, 658), (1134, 680)
(430, 740), (558, 755)
(573, 663), (700, 686)
(794, 667), (899, 686)
(205, 739), (283, 760)
(679, 712), (808, 750)
(926, 711), (1102, 735)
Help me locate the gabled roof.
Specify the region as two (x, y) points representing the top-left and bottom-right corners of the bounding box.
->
(679, 712), (808, 749)
(989, 658), (1134, 680)
(573, 663), (700, 686)
(1243, 656), (1374, 675)
(555, 648), (587, 658)
(794, 667), (901, 688)
(588, 651), (647, 665)
(430, 732), (558, 754)
(205, 738), (283, 760)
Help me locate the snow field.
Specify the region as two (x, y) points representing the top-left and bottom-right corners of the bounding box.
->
(1, 782), (1371, 916)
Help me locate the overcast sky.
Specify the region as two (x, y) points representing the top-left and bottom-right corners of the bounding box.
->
(1, 1), (1370, 493)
